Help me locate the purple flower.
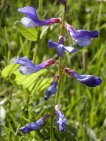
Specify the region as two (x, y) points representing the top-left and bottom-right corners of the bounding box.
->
(20, 115), (49, 134)
(48, 36), (76, 56)
(63, 68), (102, 87)
(17, 6), (61, 28)
(55, 105), (66, 132)
(65, 23), (98, 47)
(14, 57), (56, 75)
(44, 76), (59, 100)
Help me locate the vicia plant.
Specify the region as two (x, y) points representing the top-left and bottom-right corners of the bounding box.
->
(4, 0), (102, 139)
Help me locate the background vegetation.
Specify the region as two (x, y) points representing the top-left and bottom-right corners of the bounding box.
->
(0, 0), (106, 140)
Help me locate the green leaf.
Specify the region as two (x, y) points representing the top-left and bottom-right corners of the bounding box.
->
(1, 64), (19, 78)
(1, 64), (52, 92)
(14, 69), (47, 90)
(15, 22), (38, 41)
(32, 77), (53, 93)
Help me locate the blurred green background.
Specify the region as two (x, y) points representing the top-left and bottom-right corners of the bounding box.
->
(0, 0), (106, 141)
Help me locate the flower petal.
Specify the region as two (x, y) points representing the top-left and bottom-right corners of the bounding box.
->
(15, 57), (35, 67)
(63, 46), (77, 53)
(15, 57), (41, 74)
(90, 30), (98, 38)
(20, 115), (49, 134)
(76, 74), (102, 87)
(21, 17), (38, 28)
(65, 23), (98, 47)
(18, 6), (38, 21)
(48, 40), (58, 48)
(48, 40), (64, 56)
(75, 37), (91, 47)
(18, 6), (61, 27)
(15, 58), (56, 75)
(63, 68), (102, 87)
(74, 30), (98, 38)
(19, 66), (36, 75)
(55, 105), (66, 132)
(44, 76), (59, 100)
(44, 82), (57, 100)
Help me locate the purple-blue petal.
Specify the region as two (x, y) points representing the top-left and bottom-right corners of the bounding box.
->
(18, 66), (36, 75)
(15, 57), (41, 74)
(63, 46), (77, 53)
(75, 37), (91, 47)
(18, 6), (61, 27)
(15, 57), (36, 71)
(65, 24), (98, 47)
(73, 30), (98, 39)
(63, 68), (102, 87)
(15, 57), (56, 75)
(20, 115), (49, 134)
(44, 76), (59, 100)
(44, 82), (57, 100)
(18, 6), (38, 22)
(76, 74), (102, 87)
(55, 105), (66, 132)
(48, 37), (76, 56)
(48, 40), (64, 56)
(20, 124), (30, 134)
(21, 17), (39, 28)
(14, 57), (36, 67)
(48, 40), (58, 48)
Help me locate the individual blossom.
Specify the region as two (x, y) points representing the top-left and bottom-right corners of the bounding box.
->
(44, 76), (59, 100)
(65, 23), (98, 47)
(48, 36), (76, 56)
(63, 68), (102, 87)
(20, 114), (49, 134)
(17, 6), (61, 28)
(55, 105), (66, 132)
(14, 57), (56, 75)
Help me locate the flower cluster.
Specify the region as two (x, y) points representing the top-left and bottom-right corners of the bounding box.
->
(16, 0), (102, 135)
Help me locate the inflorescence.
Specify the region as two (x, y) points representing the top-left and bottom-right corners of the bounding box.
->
(14, 0), (102, 135)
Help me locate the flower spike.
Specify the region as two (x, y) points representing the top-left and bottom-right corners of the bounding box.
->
(18, 6), (61, 28)
(65, 23), (98, 47)
(63, 68), (102, 87)
(48, 36), (76, 56)
(55, 105), (66, 132)
(14, 57), (56, 75)
(20, 115), (49, 134)
(44, 76), (59, 100)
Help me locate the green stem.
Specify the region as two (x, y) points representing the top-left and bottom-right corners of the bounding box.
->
(55, 6), (66, 104)
(33, 0), (43, 63)
(50, 4), (66, 141)
(55, 57), (62, 104)
(50, 6), (66, 141)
